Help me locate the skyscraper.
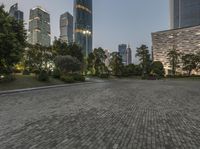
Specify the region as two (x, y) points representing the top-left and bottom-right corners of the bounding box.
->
(9, 3), (24, 21)
(28, 6), (51, 47)
(74, 0), (93, 57)
(60, 12), (73, 43)
(126, 45), (132, 65)
(170, 0), (200, 29)
(118, 44), (127, 65)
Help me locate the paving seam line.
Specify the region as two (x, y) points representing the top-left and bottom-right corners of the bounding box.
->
(0, 81), (104, 95)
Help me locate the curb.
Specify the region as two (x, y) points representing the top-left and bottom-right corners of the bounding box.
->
(0, 81), (95, 95)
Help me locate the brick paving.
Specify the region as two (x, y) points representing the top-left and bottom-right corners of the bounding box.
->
(0, 79), (199, 149)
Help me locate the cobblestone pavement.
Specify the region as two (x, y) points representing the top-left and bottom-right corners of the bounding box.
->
(0, 79), (200, 149)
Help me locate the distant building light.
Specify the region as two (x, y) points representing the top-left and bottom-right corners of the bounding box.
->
(32, 6), (48, 13)
(196, 32), (200, 35)
(76, 4), (92, 13)
(35, 29), (41, 32)
(34, 17), (40, 20)
(75, 29), (92, 35)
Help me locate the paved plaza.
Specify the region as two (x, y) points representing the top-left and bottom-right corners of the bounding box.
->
(0, 79), (199, 149)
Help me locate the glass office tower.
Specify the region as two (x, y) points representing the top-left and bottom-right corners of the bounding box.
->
(126, 45), (132, 65)
(74, 0), (93, 57)
(9, 3), (24, 22)
(118, 44), (127, 65)
(28, 6), (51, 47)
(170, 0), (200, 29)
(60, 12), (73, 43)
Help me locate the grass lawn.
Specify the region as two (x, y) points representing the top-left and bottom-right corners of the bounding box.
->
(0, 74), (65, 91)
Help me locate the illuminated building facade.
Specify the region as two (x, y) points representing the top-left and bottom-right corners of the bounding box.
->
(28, 6), (51, 46)
(60, 12), (73, 43)
(74, 0), (93, 56)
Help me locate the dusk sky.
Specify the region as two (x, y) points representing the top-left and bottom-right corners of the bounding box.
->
(1, 0), (169, 62)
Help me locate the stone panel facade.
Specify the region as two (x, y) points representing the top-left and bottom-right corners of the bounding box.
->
(152, 25), (200, 75)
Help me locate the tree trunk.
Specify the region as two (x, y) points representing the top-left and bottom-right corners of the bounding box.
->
(188, 70), (192, 76)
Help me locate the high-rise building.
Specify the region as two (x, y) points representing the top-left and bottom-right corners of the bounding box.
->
(74, 0), (93, 57)
(170, 0), (200, 29)
(126, 45), (132, 65)
(152, 25), (200, 75)
(118, 44), (127, 65)
(9, 3), (24, 21)
(28, 6), (51, 47)
(60, 12), (73, 43)
(152, 0), (200, 75)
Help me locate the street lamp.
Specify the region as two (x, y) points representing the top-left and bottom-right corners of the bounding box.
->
(83, 30), (91, 57)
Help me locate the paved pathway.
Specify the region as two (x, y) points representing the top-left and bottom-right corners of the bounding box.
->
(0, 79), (199, 149)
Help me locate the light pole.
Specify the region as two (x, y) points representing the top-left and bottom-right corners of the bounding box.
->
(83, 30), (91, 57)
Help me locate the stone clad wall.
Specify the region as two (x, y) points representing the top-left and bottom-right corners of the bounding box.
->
(152, 25), (200, 75)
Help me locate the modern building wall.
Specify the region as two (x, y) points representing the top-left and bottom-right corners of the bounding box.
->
(9, 3), (24, 21)
(152, 25), (200, 75)
(28, 6), (51, 47)
(74, 0), (93, 56)
(60, 12), (73, 43)
(118, 44), (127, 65)
(170, 0), (200, 29)
(126, 45), (132, 65)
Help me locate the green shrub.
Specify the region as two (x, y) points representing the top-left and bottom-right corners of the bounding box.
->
(73, 74), (85, 82)
(99, 73), (109, 78)
(141, 76), (147, 80)
(61, 75), (75, 83)
(52, 69), (61, 79)
(141, 74), (149, 80)
(0, 74), (15, 83)
(37, 70), (49, 82)
(148, 75), (157, 80)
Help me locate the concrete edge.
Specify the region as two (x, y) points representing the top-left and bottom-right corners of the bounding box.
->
(0, 81), (95, 95)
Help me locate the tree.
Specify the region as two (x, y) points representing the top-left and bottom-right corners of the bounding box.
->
(110, 52), (124, 76)
(87, 53), (95, 74)
(151, 61), (165, 77)
(67, 43), (84, 63)
(135, 45), (151, 77)
(25, 44), (53, 73)
(167, 48), (181, 76)
(55, 55), (81, 75)
(87, 47), (108, 76)
(134, 65), (143, 76)
(124, 64), (136, 76)
(93, 48), (107, 75)
(52, 39), (84, 73)
(196, 52), (200, 72)
(182, 54), (199, 76)
(52, 38), (68, 56)
(52, 39), (83, 63)
(0, 5), (26, 74)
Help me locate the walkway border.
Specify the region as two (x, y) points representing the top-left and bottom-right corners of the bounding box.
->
(0, 82), (95, 95)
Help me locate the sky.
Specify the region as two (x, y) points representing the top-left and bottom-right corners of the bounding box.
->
(1, 0), (169, 63)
